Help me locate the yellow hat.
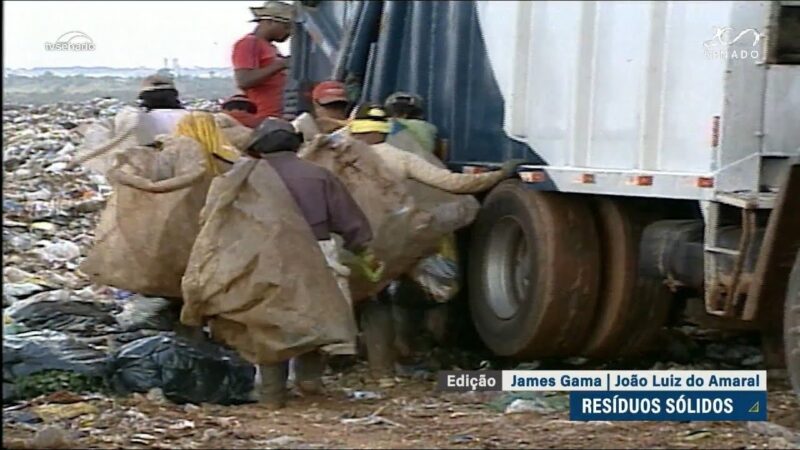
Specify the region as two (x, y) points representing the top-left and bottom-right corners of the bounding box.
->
(348, 103), (390, 134)
(349, 119), (391, 134)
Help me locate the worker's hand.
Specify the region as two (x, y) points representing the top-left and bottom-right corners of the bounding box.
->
(278, 56), (291, 71)
(356, 248), (385, 283)
(501, 159), (527, 177)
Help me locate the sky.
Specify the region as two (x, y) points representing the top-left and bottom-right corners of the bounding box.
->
(3, 1), (292, 68)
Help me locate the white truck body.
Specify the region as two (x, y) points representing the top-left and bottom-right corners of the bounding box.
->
(477, 1), (800, 205)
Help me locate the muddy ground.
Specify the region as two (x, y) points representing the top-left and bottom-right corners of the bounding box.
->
(3, 363), (799, 450)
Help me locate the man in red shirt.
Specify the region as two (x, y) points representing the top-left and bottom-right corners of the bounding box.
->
(232, 1), (294, 120)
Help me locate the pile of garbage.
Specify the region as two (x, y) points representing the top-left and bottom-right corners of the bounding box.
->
(3, 98), (255, 406)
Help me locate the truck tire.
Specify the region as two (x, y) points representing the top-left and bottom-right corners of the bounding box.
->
(583, 198), (672, 358)
(468, 180), (600, 358)
(786, 251), (800, 397)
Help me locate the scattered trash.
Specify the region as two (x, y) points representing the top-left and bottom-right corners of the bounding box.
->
(35, 240), (82, 263)
(107, 332), (255, 405)
(3, 410), (43, 425)
(747, 421), (800, 444)
(3, 330), (110, 379)
(449, 434), (475, 444)
(114, 295), (181, 332)
(145, 388), (168, 404)
(341, 415), (406, 428)
(3, 267), (36, 283)
(347, 390), (383, 401)
(28, 425), (72, 449)
(4, 283), (48, 300)
(130, 433), (158, 445)
(378, 378), (397, 389)
(32, 402), (98, 422)
(505, 398), (564, 415)
(682, 430), (712, 441)
(168, 419), (196, 430)
(6, 295), (118, 336)
(264, 435), (303, 446)
(488, 392), (570, 414)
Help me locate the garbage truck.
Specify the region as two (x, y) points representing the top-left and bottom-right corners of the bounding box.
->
(286, 0), (800, 394)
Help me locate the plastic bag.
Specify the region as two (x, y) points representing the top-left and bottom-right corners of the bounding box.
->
(5, 292), (118, 337)
(3, 330), (110, 380)
(114, 295), (181, 332)
(108, 332), (255, 405)
(409, 235), (460, 303)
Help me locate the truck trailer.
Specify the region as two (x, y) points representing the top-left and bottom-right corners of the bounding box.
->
(286, 0), (800, 394)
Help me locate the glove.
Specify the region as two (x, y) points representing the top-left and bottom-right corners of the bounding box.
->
(501, 159), (527, 177)
(355, 248), (385, 283)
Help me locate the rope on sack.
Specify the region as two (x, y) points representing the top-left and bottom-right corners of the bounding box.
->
(174, 112), (240, 176)
(67, 110), (140, 169)
(106, 152), (207, 193)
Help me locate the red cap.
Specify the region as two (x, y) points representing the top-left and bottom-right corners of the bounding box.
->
(312, 81), (348, 105)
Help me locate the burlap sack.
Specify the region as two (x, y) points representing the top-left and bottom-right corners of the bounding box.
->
(72, 106), (141, 175)
(393, 141), (480, 303)
(180, 158), (357, 364)
(80, 135), (227, 298)
(214, 113), (253, 151)
(300, 134), (478, 302)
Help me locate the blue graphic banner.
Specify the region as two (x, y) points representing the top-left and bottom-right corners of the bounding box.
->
(569, 390), (767, 421)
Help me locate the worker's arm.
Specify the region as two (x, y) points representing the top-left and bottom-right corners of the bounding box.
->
(325, 174), (373, 253)
(234, 59), (287, 90)
(232, 36), (289, 90)
(379, 144), (508, 194)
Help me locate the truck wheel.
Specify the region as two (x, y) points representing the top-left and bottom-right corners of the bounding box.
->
(583, 198), (672, 358)
(786, 251), (800, 397)
(468, 180), (600, 358)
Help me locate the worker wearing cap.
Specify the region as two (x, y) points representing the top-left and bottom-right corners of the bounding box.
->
(220, 94), (262, 129)
(348, 103), (523, 194)
(292, 80), (351, 142)
(385, 92), (439, 158)
(232, 1), (294, 120)
(135, 73), (189, 146)
(244, 118), (379, 408)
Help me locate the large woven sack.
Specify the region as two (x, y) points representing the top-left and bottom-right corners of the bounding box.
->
(214, 113), (253, 151)
(80, 135), (227, 298)
(72, 106), (141, 175)
(387, 136), (480, 303)
(180, 158), (357, 364)
(300, 135), (478, 302)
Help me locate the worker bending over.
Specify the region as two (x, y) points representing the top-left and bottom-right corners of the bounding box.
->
(244, 118), (378, 408)
(347, 103), (523, 378)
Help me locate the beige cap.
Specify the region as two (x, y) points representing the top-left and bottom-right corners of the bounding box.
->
(250, 1), (295, 23)
(140, 74), (176, 92)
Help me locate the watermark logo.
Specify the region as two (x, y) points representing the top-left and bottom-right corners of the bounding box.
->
(44, 31), (96, 52)
(703, 26), (765, 60)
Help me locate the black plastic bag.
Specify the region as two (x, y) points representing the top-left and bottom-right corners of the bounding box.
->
(3, 330), (111, 380)
(108, 332), (255, 405)
(6, 291), (118, 336)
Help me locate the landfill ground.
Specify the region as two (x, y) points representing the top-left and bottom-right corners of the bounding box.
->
(2, 367), (799, 449)
(3, 99), (800, 449)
